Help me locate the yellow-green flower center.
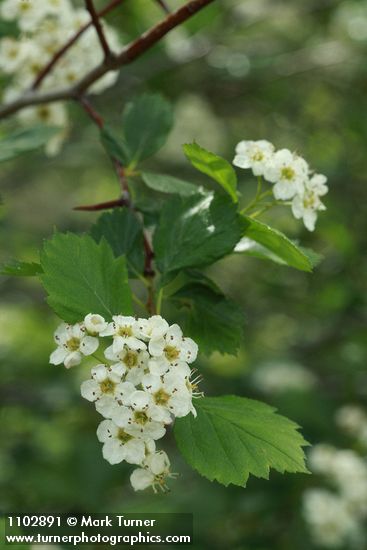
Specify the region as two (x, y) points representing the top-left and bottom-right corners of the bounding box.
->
(154, 389), (170, 406)
(164, 345), (179, 362)
(134, 411), (148, 425)
(100, 379), (116, 394)
(124, 350), (138, 368)
(281, 167), (295, 181)
(117, 428), (132, 443)
(67, 337), (80, 351)
(252, 151), (264, 161)
(118, 325), (133, 337)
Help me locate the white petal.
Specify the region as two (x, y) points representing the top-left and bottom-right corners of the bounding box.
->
(91, 364), (108, 382)
(64, 351), (82, 368)
(128, 390), (152, 411)
(148, 338), (165, 357)
(142, 374), (162, 394)
(148, 357), (169, 376)
(179, 338), (198, 363)
(102, 439), (126, 465)
(109, 363), (126, 380)
(80, 379), (101, 402)
(95, 395), (119, 418)
(146, 451), (170, 475)
(49, 346), (67, 365)
(165, 324), (183, 346)
(100, 322), (116, 337)
(111, 405), (132, 428)
(96, 419), (118, 442)
(124, 439), (146, 465)
(149, 316), (169, 339)
(104, 344), (119, 361)
(54, 323), (69, 345)
(233, 154), (252, 169)
(130, 468), (154, 491)
(112, 335), (126, 353)
(80, 335), (99, 356)
(125, 366), (145, 386)
(126, 336), (146, 351)
(114, 381), (135, 401)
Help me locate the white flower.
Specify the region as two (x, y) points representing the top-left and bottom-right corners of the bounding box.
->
(111, 392), (166, 441)
(335, 405), (367, 439)
(84, 313), (108, 335)
(0, 0), (46, 31)
(0, 38), (28, 73)
(303, 489), (360, 548)
(292, 187), (326, 231)
(149, 324), (198, 373)
(142, 372), (196, 419)
(135, 315), (169, 341)
(264, 149), (309, 200)
(49, 322), (98, 368)
(233, 139), (275, 177)
(100, 315), (146, 353)
(104, 346), (149, 386)
(96, 419), (146, 465)
(130, 451), (177, 492)
(80, 364), (135, 418)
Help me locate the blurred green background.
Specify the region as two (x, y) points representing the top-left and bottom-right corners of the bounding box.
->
(1, 0), (367, 549)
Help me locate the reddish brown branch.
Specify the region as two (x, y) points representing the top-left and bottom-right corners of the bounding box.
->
(85, 0), (113, 60)
(31, 0), (124, 91)
(73, 198), (128, 211)
(0, 0), (215, 120)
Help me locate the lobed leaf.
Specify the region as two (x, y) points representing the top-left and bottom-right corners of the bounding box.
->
(154, 192), (243, 273)
(90, 209), (144, 277)
(175, 395), (309, 487)
(40, 232), (133, 322)
(172, 275), (244, 355)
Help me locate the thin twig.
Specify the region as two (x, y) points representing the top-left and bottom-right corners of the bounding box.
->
(155, 0), (171, 14)
(73, 198), (129, 211)
(0, 0), (215, 120)
(31, 0), (124, 90)
(85, 0), (113, 60)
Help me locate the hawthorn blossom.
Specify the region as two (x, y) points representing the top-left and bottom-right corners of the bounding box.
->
(84, 313), (108, 335)
(264, 149), (309, 200)
(149, 324), (198, 373)
(101, 315), (146, 353)
(291, 174), (328, 231)
(49, 322), (98, 368)
(233, 139), (275, 176)
(142, 372), (196, 419)
(104, 346), (149, 386)
(96, 419), (146, 465)
(130, 451), (177, 492)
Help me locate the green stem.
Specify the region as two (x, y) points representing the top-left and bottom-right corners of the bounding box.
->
(133, 293), (148, 312)
(156, 287), (164, 315)
(240, 176), (269, 214)
(92, 351), (107, 364)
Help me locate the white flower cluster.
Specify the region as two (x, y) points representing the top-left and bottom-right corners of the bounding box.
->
(49, 313), (200, 492)
(0, 0), (122, 155)
(251, 361), (317, 395)
(233, 139), (328, 231)
(335, 405), (367, 447)
(303, 444), (367, 548)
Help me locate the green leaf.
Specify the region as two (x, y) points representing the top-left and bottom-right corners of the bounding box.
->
(0, 126), (59, 162)
(0, 260), (43, 277)
(141, 172), (198, 197)
(183, 143), (238, 202)
(122, 94), (173, 164)
(154, 192), (243, 273)
(172, 275), (244, 355)
(90, 209), (144, 277)
(240, 216), (313, 272)
(40, 232), (133, 322)
(100, 126), (128, 164)
(175, 395), (309, 487)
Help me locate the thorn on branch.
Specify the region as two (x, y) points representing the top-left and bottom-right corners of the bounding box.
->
(85, 0), (113, 61)
(73, 198), (129, 211)
(155, 0), (171, 14)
